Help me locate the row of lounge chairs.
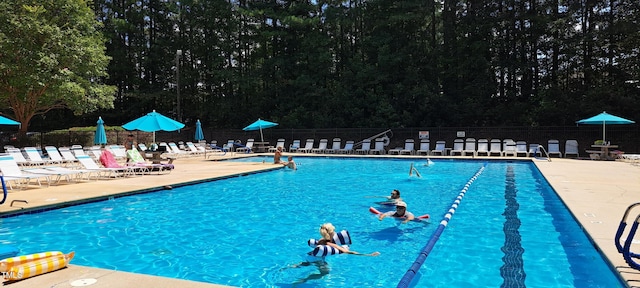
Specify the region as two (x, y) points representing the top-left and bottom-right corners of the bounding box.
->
(0, 145), (175, 190)
(217, 138), (579, 158)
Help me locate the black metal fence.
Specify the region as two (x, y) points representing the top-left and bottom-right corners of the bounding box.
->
(4, 125), (639, 157)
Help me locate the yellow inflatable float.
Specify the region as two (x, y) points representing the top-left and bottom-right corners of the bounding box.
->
(0, 251), (75, 281)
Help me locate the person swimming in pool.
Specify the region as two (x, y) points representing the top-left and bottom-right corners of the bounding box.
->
(282, 156), (297, 170)
(373, 189), (403, 205)
(378, 201), (415, 224)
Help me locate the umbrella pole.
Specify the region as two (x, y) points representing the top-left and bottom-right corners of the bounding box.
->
(603, 121), (606, 143)
(260, 128), (264, 142)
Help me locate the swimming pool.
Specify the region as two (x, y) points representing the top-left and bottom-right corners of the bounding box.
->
(0, 157), (623, 287)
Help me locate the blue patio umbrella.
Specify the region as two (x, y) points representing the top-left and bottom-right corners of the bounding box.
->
(242, 118), (278, 142)
(122, 110), (185, 143)
(0, 115), (20, 126)
(194, 119), (205, 142)
(576, 111), (635, 143)
(94, 117), (107, 145)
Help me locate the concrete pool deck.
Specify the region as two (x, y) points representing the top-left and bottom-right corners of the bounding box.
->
(0, 153), (639, 287)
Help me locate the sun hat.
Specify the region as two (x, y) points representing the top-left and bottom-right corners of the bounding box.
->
(396, 201), (407, 208)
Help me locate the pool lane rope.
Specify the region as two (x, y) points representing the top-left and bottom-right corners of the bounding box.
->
(397, 164), (487, 288)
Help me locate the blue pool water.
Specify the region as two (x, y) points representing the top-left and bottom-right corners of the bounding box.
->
(0, 157), (623, 287)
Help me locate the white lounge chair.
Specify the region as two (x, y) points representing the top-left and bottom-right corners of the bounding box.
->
(24, 147), (59, 165)
(430, 141), (446, 156)
(0, 155), (50, 188)
(547, 139), (563, 158)
(399, 139), (415, 155)
(337, 141), (355, 154)
(515, 141), (529, 157)
(528, 144), (541, 157)
(289, 140), (301, 153)
(58, 147), (80, 167)
(355, 139), (372, 154)
(416, 139), (430, 156)
(502, 139), (517, 157)
(370, 138), (386, 155)
(476, 139), (489, 156)
(76, 155), (131, 178)
(450, 139), (464, 156)
(325, 138), (342, 154)
(462, 138), (476, 156)
(297, 139), (315, 153)
(6, 148), (35, 166)
(488, 139), (503, 156)
(389, 139), (413, 155)
(23, 166), (89, 185)
(236, 139), (254, 153)
(312, 139), (329, 154)
(564, 140), (579, 158)
(44, 146), (75, 166)
(268, 139), (286, 153)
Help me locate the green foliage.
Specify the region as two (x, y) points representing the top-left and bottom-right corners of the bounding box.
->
(0, 0), (116, 132)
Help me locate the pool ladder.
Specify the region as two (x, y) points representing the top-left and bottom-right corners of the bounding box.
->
(615, 202), (640, 270)
(535, 145), (552, 162)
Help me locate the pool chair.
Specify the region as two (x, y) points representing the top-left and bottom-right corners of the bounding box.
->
(58, 147), (80, 167)
(564, 140), (579, 158)
(389, 139), (413, 155)
(399, 139), (415, 155)
(515, 141), (529, 157)
(337, 140), (355, 154)
(23, 165), (91, 185)
(547, 139), (562, 158)
(297, 139), (315, 153)
(355, 139), (372, 154)
(430, 140), (446, 156)
(76, 155), (132, 179)
(325, 138), (342, 154)
(312, 139), (329, 153)
(488, 139), (503, 156)
(502, 139), (517, 157)
(71, 145), (86, 157)
(86, 146), (103, 160)
(528, 143), (541, 157)
(476, 139), (489, 156)
(126, 149), (173, 174)
(289, 140), (301, 153)
(23, 147), (59, 165)
(268, 139), (286, 153)
(462, 138), (477, 157)
(236, 139), (254, 153)
(0, 155), (51, 189)
(108, 145), (128, 161)
(449, 139), (464, 156)
(6, 147), (36, 166)
(185, 142), (205, 156)
(101, 150), (145, 175)
(370, 138), (386, 155)
(416, 139), (430, 156)
(44, 146), (76, 167)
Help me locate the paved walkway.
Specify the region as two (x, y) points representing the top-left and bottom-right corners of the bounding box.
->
(1, 153), (639, 287)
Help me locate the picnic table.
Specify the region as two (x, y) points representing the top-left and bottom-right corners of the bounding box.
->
(586, 144), (619, 160)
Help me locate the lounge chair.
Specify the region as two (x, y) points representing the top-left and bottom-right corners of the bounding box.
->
(337, 141), (355, 154)
(236, 139), (254, 153)
(44, 146), (75, 166)
(71, 145), (86, 157)
(399, 139), (415, 155)
(23, 166), (89, 185)
(325, 138), (342, 154)
(109, 145), (128, 161)
(488, 139), (503, 156)
(515, 141), (529, 157)
(58, 147), (80, 167)
(86, 146), (103, 160)
(416, 139), (430, 156)
(185, 142), (205, 156)
(355, 139), (372, 154)
(76, 155), (131, 178)
(547, 139), (563, 158)
(564, 140), (579, 158)
(6, 148), (36, 166)
(297, 139), (315, 153)
(23, 147), (58, 165)
(312, 139), (329, 153)
(502, 139), (517, 157)
(462, 138), (476, 156)
(370, 138), (386, 155)
(126, 149), (173, 174)
(221, 140), (235, 153)
(289, 140), (301, 153)
(430, 140), (446, 156)
(389, 139), (413, 155)
(100, 150), (143, 175)
(0, 155), (50, 188)
(476, 139), (489, 156)
(450, 139), (464, 156)
(167, 142), (191, 158)
(268, 139), (286, 153)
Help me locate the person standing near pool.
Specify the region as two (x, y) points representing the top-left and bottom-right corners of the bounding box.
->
(274, 146), (283, 164)
(378, 201), (415, 224)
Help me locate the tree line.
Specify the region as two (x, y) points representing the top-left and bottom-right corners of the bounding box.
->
(2, 0), (639, 133)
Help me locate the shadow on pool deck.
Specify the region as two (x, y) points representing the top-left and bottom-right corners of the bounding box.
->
(1, 153), (639, 287)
